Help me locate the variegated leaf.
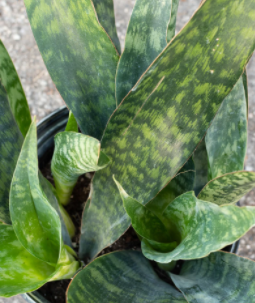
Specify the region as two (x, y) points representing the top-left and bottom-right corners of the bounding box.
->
(170, 251), (255, 303)
(167, 0), (180, 42)
(65, 111), (78, 133)
(67, 251), (186, 303)
(80, 0), (255, 261)
(0, 82), (23, 224)
(198, 171), (255, 205)
(142, 191), (255, 263)
(10, 121), (62, 265)
(92, 0), (121, 54)
(51, 132), (109, 205)
(0, 40), (31, 137)
(205, 77), (247, 179)
(116, 0), (173, 104)
(24, 0), (119, 139)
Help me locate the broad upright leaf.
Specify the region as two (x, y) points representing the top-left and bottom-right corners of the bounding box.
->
(80, 0), (255, 260)
(0, 225), (55, 298)
(10, 121), (62, 265)
(116, 0), (173, 104)
(51, 132), (109, 205)
(167, 0), (180, 42)
(67, 251), (186, 303)
(198, 171), (255, 205)
(65, 111), (78, 133)
(92, 0), (121, 54)
(0, 82), (23, 224)
(24, 0), (119, 139)
(142, 191), (255, 263)
(170, 251), (255, 303)
(0, 40), (31, 137)
(205, 77), (247, 179)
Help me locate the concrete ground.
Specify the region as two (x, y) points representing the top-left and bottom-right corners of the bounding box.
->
(1, 0), (255, 301)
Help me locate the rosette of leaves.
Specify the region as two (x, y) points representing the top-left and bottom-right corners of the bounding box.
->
(2, 0), (255, 302)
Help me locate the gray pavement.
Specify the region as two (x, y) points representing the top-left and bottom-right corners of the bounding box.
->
(1, 0), (255, 301)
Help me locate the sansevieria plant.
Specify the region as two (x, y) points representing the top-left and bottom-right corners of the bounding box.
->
(2, 0), (255, 301)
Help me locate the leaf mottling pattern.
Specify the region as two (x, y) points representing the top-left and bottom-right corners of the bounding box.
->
(170, 251), (255, 303)
(0, 225), (55, 297)
(67, 251), (186, 303)
(0, 82), (23, 224)
(142, 191), (255, 263)
(24, 0), (119, 139)
(0, 40), (31, 137)
(10, 121), (62, 265)
(205, 77), (247, 179)
(116, 0), (173, 104)
(167, 0), (180, 42)
(198, 171), (255, 205)
(80, 0), (255, 260)
(92, 0), (121, 54)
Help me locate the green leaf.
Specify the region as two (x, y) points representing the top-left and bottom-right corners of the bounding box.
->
(51, 132), (109, 205)
(92, 0), (121, 54)
(205, 77), (247, 179)
(170, 251), (255, 303)
(0, 82), (23, 224)
(67, 251), (186, 303)
(146, 157), (195, 217)
(10, 121), (62, 265)
(24, 0), (119, 140)
(167, 0), (180, 42)
(116, 0), (173, 104)
(0, 224), (55, 298)
(65, 111), (78, 133)
(193, 138), (209, 195)
(198, 171), (255, 205)
(142, 191), (255, 263)
(0, 40), (31, 137)
(80, 0), (255, 261)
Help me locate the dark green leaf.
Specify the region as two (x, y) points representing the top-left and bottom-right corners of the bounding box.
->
(92, 0), (121, 54)
(142, 191), (255, 263)
(170, 251), (255, 303)
(0, 82), (23, 224)
(24, 0), (119, 139)
(205, 77), (247, 179)
(167, 0), (180, 42)
(51, 132), (109, 205)
(198, 171), (255, 205)
(10, 121), (61, 264)
(67, 251), (186, 303)
(116, 0), (173, 104)
(65, 111), (78, 133)
(0, 225), (55, 298)
(0, 40), (31, 137)
(80, 0), (255, 261)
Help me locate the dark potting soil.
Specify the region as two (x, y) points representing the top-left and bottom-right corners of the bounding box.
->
(38, 162), (141, 303)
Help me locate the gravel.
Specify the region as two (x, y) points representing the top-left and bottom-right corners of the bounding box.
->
(1, 0), (255, 302)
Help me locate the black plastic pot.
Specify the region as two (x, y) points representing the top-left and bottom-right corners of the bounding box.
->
(21, 107), (239, 303)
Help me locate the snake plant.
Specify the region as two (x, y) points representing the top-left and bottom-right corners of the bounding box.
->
(1, 0), (255, 302)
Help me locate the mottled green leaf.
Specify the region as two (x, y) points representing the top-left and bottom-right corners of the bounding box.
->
(146, 157), (195, 217)
(142, 191), (255, 263)
(67, 251), (186, 303)
(167, 0), (180, 42)
(0, 82), (23, 224)
(243, 69), (249, 118)
(205, 77), (247, 179)
(198, 171), (255, 205)
(92, 0), (121, 54)
(10, 121), (62, 265)
(0, 40), (31, 137)
(116, 0), (173, 104)
(24, 0), (119, 139)
(0, 224), (55, 298)
(80, 0), (255, 261)
(51, 132), (109, 205)
(170, 251), (255, 303)
(192, 138), (209, 195)
(65, 111), (78, 133)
